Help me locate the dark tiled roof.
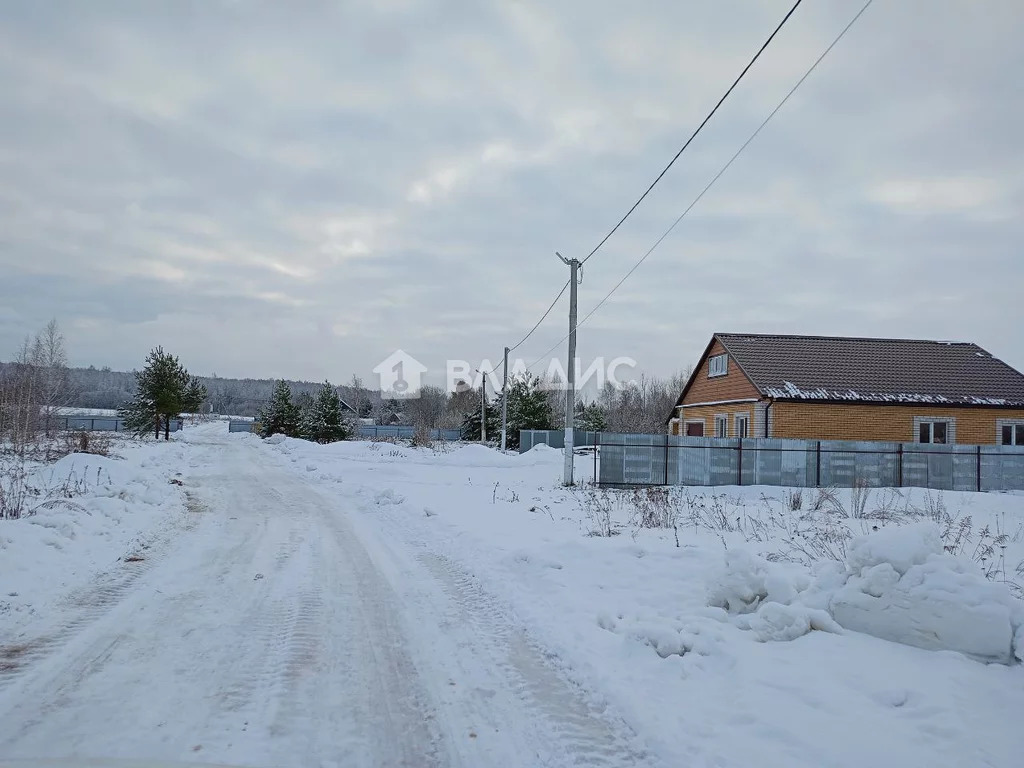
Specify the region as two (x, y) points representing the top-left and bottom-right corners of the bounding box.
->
(715, 333), (1024, 407)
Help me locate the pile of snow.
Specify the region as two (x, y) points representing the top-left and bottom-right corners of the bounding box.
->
(706, 549), (811, 613)
(706, 523), (1023, 663)
(706, 549), (840, 642)
(831, 523), (1021, 663)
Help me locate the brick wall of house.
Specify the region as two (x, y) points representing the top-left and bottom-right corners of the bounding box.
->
(681, 339), (760, 405)
(677, 401), (761, 438)
(771, 402), (1024, 444)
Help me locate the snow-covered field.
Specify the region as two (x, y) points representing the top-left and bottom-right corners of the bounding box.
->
(1, 423), (1022, 767)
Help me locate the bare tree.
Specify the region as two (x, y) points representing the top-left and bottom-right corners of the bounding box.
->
(404, 385), (449, 430)
(598, 368), (692, 434)
(443, 380), (478, 429)
(34, 319), (73, 436)
(0, 320), (76, 450)
(0, 337), (41, 452)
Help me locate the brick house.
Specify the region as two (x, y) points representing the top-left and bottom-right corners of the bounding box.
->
(667, 333), (1024, 446)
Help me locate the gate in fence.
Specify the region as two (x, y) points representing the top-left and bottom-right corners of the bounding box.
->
(523, 432), (1024, 492)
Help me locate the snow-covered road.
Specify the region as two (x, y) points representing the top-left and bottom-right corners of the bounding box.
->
(0, 429), (651, 767)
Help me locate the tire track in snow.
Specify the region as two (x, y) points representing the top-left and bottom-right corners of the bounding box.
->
(416, 551), (655, 768)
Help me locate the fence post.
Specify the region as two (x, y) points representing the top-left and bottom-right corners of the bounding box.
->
(91, 418), (95, 432)
(896, 444), (903, 487)
(737, 439), (743, 486)
(976, 445), (982, 493)
(815, 441), (822, 487)
(663, 434), (669, 486)
(594, 432), (599, 485)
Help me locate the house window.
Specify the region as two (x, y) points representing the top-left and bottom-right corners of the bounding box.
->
(918, 420), (949, 444)
(714, 415), (728, 438)
(735, 414), (749, 439)
(685, 421), (704, 437)
(1001, 423), (1024, 445)
(708, 353), (728, 378)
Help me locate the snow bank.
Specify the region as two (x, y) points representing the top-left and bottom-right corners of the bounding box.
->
(831, 523), (1019, 663)
(707, 523), (1023, 663)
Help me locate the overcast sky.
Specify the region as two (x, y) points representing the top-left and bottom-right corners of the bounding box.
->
(1, 0), (1022, 389)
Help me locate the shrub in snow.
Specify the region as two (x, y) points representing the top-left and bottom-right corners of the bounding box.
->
(576, 487), (616, 537)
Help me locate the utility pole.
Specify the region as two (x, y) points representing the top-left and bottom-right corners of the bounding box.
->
(477, 368), (488, 443)
(500, 346), (510, 452)
(557, 252), (579, 486)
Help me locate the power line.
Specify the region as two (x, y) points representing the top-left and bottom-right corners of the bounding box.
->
(579, 0), (805, 266)
(482, 278), (570, 384)
(526, 0), (873, 373)
(508, 279), (570, 354)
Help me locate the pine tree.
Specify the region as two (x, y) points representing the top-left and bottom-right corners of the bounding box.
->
(119, 347), (207, 440)
(258, 380), (299, 438)
(300, 382), (352, 443)
(460, 400), (500, 442)
(501, 375), (555, 448)
(294, 390), (314, 432)
(576, 401), (608, 433)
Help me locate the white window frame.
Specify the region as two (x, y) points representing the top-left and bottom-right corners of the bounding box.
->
(708, 353), (728, 378)
(915, 416), (955, 445)
(734, 413), (750, 439)
(714, 414), (729, 438)
(997, 419), (1024, 446)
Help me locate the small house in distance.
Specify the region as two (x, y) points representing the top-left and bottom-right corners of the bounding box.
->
(667, 333), (1024, 445)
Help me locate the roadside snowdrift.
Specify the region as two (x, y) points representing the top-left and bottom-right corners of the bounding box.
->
(0, 439), (192, 635)
(709, 523), (1023, 663)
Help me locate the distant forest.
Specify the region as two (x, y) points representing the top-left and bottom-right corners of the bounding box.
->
(0, 362), (386, 419)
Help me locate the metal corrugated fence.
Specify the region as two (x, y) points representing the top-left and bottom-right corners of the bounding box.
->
(46, 416), (183, 433)
(232, 422), (463, 441)
(519, 430), (599, 452)
(357, 425), (462, 441)
(520, 431), (1024, 491)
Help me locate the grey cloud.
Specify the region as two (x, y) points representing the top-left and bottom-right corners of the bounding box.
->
(1, 0), (1022, 385)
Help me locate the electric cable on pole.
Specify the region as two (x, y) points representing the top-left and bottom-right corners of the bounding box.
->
(579, 0), (805, 266)
(524, 0), (872, 375)
(493, 279), (571, 452)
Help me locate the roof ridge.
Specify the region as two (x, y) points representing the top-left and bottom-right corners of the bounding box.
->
(715, 332), (979, 346)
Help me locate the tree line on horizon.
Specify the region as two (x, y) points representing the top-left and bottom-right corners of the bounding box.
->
(2, 322), (694, 443)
